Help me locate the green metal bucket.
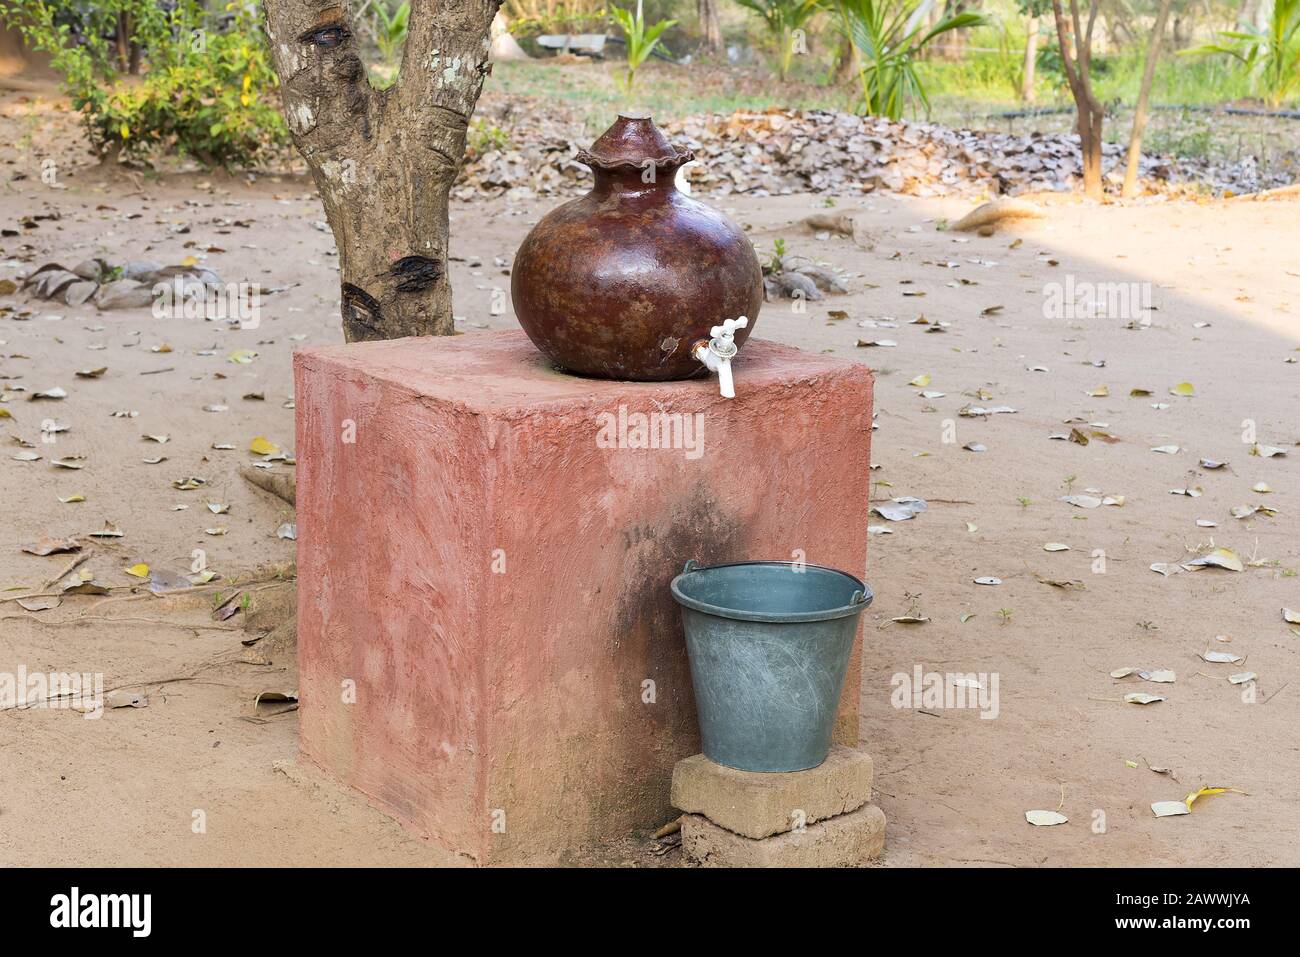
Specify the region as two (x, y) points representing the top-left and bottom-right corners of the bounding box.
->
(670, 560), (872, 773)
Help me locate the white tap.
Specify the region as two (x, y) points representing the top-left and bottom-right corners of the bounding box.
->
(692, 315), (748, 399)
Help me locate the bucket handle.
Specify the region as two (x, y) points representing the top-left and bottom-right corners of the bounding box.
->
(681, 559), (699, 575)
(851, 589), (869, 605)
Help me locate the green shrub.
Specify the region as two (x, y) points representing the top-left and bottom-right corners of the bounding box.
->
(2, 1), (287, 168)
(610, 1), (677, 91)
(1182, 0), (1300, 107)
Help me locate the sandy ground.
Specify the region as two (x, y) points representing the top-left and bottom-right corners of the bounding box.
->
(1, 89), (1298, 867)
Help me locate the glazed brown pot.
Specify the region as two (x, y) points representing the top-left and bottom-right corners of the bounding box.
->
(511, 112), (763, 381)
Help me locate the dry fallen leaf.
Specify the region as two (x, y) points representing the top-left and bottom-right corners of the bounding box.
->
(871, 497), (927, 521)
(1025, 810), (1068, 826)
(21, 536), (81, 556)
(1124, 692), (1165, 705)
(1060, 494), (1101, 509)
(1183, 548), (1244, 572)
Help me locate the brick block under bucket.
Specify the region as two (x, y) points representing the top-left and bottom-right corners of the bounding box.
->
(293, 330), (873, 864)
(671, 561), (873, 772)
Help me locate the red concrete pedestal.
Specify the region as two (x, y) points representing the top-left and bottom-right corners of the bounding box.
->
(293, 330), (873, 864)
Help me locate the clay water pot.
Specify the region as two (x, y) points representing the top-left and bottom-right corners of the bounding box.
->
(511, 111), (763, 381)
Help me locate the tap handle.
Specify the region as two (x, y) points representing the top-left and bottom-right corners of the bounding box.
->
(709, 315), (749, 341)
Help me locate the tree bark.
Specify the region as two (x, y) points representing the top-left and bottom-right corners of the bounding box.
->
(697, 0), (723, 55)
(1020, 14), (1039, 104)
(832, 30), (860, 84)
(1051, 0), (1105, 199)
(263, 0), (500, 342)
(935, 0), (969, 60)
(1121, 0), (1172, 198)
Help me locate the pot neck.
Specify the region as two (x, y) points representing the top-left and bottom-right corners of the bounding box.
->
(590, 165), (684, 199)
(578, 111), (693, 200)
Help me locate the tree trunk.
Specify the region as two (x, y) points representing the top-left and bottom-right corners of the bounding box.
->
(1020, 15), (1039, 104)
(935, 0), (969, 60)
(832, 30), (860, 84)
(697, 0), (723, 55)
(1172, 14), (1190, 48)
(1121, 0), (1172, 198)
(263, 0), (500, 342)
(1051, 0), (1105, 199)
(116, 13), (131, 73)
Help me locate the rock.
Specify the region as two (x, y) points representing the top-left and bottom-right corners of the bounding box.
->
(63, 280), (98, 306)
(22, 262), (70, 289)
(96, 278), (155, 310)
(682, 803), (886, 867)
(34, 269), (80, 299)
(72, 258), (108, 281)
(671, 747), (874, 840)
(123, 260), (164, 282)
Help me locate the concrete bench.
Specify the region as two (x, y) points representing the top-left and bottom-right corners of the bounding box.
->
(536, 33), (608, 58)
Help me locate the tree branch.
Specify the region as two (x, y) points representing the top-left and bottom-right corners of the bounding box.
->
(1051, 0), (1082, 93)
(395, 0), (501, 173)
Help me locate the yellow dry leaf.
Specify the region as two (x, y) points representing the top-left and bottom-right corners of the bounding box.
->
(249, 436), (280, 456)
(1169, 381), (1196, 397)
(1184, 786), (1245, 809)
(909, 374), (931, 387)
(125, 563), (150, 579)
(179, 255), (198, 268)
(58, 494), (85, 504)
(1087, 385), (1109, 397)
(228, 349), (258, 364)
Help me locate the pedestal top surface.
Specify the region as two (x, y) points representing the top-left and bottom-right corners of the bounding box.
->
(296, 330), (870, 413)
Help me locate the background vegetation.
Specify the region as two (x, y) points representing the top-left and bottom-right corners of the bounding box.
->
(2, 0), (1296, 171)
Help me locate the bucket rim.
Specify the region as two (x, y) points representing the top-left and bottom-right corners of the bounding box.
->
(670, 560), (873, 623)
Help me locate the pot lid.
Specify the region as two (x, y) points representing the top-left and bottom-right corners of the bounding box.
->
(578, 110), (693, 170)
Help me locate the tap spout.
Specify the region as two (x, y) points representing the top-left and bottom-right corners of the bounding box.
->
(692, 315), (748, 399)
